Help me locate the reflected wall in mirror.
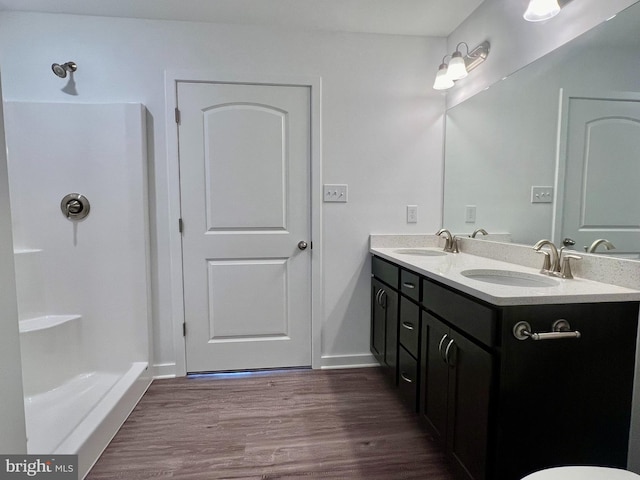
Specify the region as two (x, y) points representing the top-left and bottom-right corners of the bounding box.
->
(443, 0), (640, 259)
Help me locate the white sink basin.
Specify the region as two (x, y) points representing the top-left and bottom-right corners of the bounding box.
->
(461, 269), (559, 288)
(393, 248), (447, 257)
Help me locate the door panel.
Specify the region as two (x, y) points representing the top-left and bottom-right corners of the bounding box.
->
(203, 104), (287, 230)
(206, 259), (288, 339)
(178, 82), (311, 372)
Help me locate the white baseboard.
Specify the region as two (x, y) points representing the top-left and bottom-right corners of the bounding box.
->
(320, 353), (379, 369)
(152, 362), (177, 379)
(154, 356), (379, 376)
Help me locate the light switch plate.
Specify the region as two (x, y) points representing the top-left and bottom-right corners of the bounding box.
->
(531, 186), (554, 203)
(323, 184), (348, 203)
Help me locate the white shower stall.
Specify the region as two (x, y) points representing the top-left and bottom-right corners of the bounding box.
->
(3, 102), (152, 478)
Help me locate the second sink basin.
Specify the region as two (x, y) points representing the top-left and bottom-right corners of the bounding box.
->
(393, 248), (447, 257)
(461, 269), (559, 288)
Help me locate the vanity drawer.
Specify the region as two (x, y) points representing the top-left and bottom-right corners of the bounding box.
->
(398, 345), (418, 412)
(372, 256), (399, 289)
(400, 270), (420, 301)
(399, 297), (419, 358)
(422, 278), (496, 347)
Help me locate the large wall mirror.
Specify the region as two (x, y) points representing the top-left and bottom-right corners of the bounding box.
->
(443, 1), (640, 259)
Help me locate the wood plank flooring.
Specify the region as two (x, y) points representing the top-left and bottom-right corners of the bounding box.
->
(87, 367), (456, 479)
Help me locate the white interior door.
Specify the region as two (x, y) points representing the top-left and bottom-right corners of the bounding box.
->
(177, 82), (311, 373)
(560, 95), (640, 254)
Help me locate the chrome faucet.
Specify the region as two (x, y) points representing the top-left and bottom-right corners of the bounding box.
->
(436, 229), (458, 253)
(471, 228), (488, 238)
(585, 238), (616, 253)
(533, 239), (559, 274)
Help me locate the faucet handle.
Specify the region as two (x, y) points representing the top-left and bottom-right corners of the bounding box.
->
(559, 254), (582, 279)
(536, 250), (551, 273)
(451, 236), (460, 254)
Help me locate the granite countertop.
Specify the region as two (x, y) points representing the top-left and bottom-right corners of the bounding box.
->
(370, 246), (640, 306)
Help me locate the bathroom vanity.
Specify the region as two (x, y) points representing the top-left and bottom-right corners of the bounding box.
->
(370, 241), (640, 480)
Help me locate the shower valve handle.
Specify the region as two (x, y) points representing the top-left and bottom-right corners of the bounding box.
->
(66, 199), (83, 217)
(60, 193), (90, 220)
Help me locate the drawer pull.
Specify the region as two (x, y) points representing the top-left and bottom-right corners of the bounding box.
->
(513, 320), (581, 341)
(402, 321), (415, 331)
(402, 282), (416, 289)
(400, 372), (414, 384)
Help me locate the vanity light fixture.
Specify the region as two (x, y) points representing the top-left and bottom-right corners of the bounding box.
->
(433, 55), (455, 90)
(432, 41), (490, 91)
(447, 43), (470, 80)
(523, 0), (561, 22)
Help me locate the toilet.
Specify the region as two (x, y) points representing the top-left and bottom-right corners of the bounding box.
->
(522, 466), (640, 479)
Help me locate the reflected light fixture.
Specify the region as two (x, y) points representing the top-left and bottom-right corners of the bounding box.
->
(523, 0), (561, 22)
(432, 41), (490, 91)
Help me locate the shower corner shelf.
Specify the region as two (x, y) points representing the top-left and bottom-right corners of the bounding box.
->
(19, 314), (82, 333)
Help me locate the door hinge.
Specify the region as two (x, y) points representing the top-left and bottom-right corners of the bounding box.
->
(183, 322), (186, 337)
(178, 218), (183, 233)
(175, 107), (181, 124)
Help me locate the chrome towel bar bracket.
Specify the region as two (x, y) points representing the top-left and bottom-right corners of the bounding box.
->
(513, 319), (581, 341)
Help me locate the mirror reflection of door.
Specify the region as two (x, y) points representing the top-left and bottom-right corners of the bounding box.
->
(557, 94), (640, 257)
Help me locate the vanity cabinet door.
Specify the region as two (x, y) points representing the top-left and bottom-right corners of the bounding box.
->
(421, 311), (492, 480)
(383, 288), (398, 376)
(371, 278), (386, 364)
(370, 274), (398, 382)
(446, 328), (492, 480)
(421, 312), (450, 444)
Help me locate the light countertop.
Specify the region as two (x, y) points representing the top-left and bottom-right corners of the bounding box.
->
(370, 246), (640, 306)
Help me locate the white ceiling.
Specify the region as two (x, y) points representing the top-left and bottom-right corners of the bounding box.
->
(0, 0), (485, 37)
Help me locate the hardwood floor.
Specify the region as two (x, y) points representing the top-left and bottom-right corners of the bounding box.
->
(87, 367), (456, 479)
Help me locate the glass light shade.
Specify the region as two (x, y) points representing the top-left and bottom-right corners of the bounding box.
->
(523, 0), (561, 22)
(447, 52), (468, 80)
(433, 64), (454, 90)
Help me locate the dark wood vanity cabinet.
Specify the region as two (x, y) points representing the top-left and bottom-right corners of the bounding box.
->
(370, 255), (640, 480)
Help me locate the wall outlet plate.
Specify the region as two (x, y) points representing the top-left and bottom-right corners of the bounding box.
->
(465, 205), (476, 223)
(407, 205), (418, 223)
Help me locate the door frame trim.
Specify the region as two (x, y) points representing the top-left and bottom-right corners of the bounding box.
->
(164, 70), (323, 376)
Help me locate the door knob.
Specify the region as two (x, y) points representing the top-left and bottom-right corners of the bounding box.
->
(298, 241), (308, 250)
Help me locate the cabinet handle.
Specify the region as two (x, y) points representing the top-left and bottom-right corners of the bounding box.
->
(400, 372), (413, 384)
(402, 321), (414, 331)
(438, 334), (449, 362)
(402, 282), (416, 289)
(375, 289), (383, 306)
(444, 338), (455, 366)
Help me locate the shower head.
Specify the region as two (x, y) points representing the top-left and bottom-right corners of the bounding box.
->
(51, 61), (77, 78)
